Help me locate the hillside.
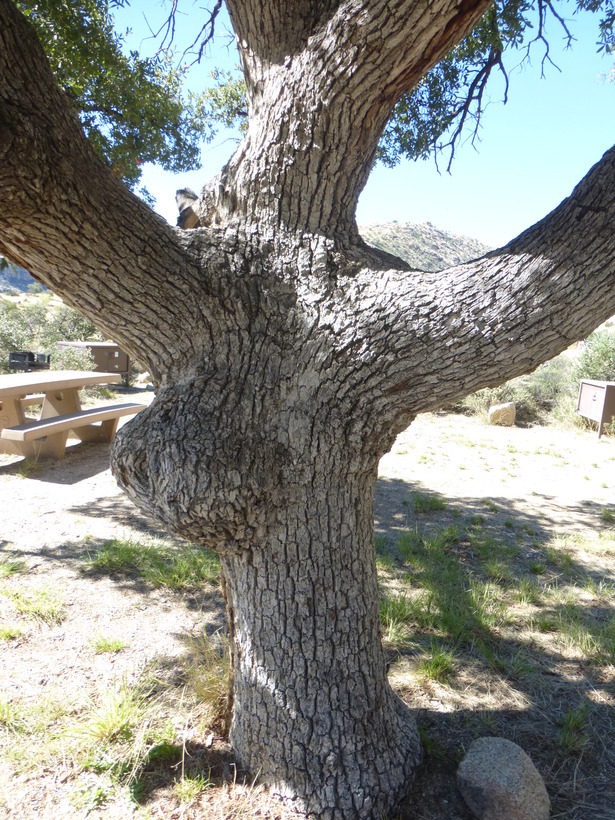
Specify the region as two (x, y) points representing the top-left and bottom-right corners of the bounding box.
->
(359, 221), (490, 271)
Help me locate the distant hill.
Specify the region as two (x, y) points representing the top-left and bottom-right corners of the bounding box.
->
(0, 260), (39, 293)
(359, 221), (490, 271)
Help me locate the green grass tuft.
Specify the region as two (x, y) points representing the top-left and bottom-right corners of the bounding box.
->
(413, 492), (447, 514)
(0, 557), (28, 578)
(91, 634), (126, 654)
(84, 537), (220, 590)
(2, 586), (65, 624)
(559, 702), (591, 754)
(0, 625), (23, 641)
(419, 645), (456, 682)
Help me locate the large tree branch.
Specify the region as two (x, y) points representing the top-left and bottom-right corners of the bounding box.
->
(195, 0), (493, 235)
(0, 0), (211, 379)
(343, 145), (615, 438)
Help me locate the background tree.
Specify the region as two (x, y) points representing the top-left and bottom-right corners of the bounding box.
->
(1, 0), (615, 816)
(14, 0), (215, 196)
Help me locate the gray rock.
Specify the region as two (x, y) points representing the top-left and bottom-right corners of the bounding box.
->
(488, 401), (516, 426)
(457, 737), (550, 820)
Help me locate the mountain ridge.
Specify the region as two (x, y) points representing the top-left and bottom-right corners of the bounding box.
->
(359, 221), (490, 271)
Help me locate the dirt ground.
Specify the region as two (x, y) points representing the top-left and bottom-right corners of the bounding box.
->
(0, 406), (614, 818)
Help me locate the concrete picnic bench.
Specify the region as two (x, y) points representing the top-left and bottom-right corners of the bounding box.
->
(0, 370), (146, 459)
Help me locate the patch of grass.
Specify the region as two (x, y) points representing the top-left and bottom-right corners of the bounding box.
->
(413, 492), (447, 514)
(397, 530), (422, 562)
(534, 594), (615, 664)
(375, 535), (394, 569)
(481, 498), (499, 514)
(468, 531), (499, 560)
(75, 679), (148, 745)
(61, 676), (188, 806)
(418, 645), (456, 683)
(559, 702), (591, 754)
(0, 697), (25, 733)
(529, 562), (546, 575)
(91, 634), (126, 654)
(84, 537), (220, 590)
(374, 534), (388, 556)
(582, 578), (615, 601)
(417, 724), (448, 761)
(180, 630), (231, 733)
(146, 741), (183, 764)
(398, 525), (505, 644)
(380, 591), (433, 643)
(175, 771), (211, 802)
(0, 557), (28, 578)
(2, 586), (65, 624)
(69, 783), (111, 813)
(0, 624), (23, 641)
(483, 559), (514, 584)
(468, 580), (506, 630)
(515, 577), (542, 605)
(16, 458), (42, 478)
(544, 544), (575, 575)
(477, 641), (536, 680)
(601, 508), (615, 524)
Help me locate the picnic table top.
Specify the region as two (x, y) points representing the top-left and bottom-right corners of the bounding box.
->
(0, 370), (122, 398)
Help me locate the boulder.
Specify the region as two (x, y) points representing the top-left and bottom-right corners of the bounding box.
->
(457, 737), (550, 820)
(488, 402), (516, 426)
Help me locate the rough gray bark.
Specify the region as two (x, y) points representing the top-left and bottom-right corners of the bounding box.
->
(2, 0), (615, 816)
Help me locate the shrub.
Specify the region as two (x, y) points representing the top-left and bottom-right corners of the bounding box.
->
(574, 331), (615, 383)
(460, 326), (615, 427)
(0, 296), (102, 372)
(461, 355), (573, 424)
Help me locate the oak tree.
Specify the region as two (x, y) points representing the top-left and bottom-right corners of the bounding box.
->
(1, 0), (615, 816)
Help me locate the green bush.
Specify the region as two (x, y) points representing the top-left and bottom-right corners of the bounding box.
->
(51, 344), (96, 372)
(0, 296), (102, 373)
(461, 355), (573, 424)
(574, 331), (615, 383)
(460, 325), (615, 428)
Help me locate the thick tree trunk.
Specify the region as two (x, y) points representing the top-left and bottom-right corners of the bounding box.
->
(220, 464), (420, 817)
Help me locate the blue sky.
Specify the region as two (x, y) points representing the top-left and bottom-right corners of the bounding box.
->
(123, 2), (615, 248)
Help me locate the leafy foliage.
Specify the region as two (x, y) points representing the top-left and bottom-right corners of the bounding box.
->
(16, 0), (214, 191)
(380, 0), (615, 168)
(0, 296), (101, 372)
(575, 330), (615, 382)
(194, 68), (248, 135)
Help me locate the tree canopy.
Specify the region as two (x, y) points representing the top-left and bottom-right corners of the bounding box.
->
(16, 0), (615, 195)
(15, 0), (216, 194)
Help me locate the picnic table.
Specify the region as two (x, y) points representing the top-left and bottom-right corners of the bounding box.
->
(0, 370), (146, 459)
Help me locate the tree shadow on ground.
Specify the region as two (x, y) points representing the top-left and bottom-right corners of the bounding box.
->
(373, 474), (615, 819)
(0, 442), (112, 482)
(1, 533), (225, 620)
(69, 493), (164, 536)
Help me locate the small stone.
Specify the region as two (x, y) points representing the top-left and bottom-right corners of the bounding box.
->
(457, 737), (550, 820)
(488, 402), (516, 426)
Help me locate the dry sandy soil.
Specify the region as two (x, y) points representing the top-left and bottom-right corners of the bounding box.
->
(0, 405), (614, 818)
